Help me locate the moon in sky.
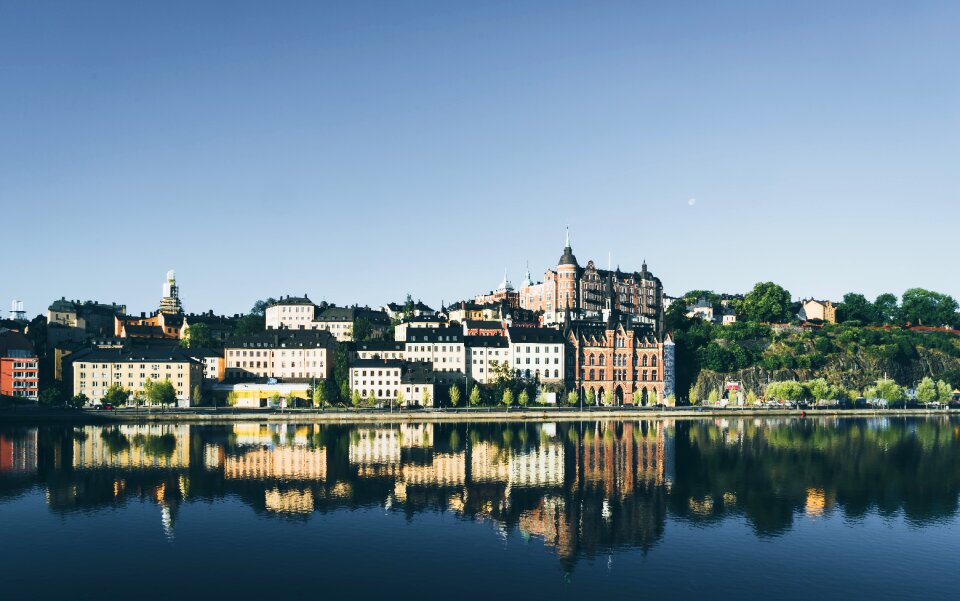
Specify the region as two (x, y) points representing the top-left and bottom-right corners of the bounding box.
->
(688, 197), (697, 206)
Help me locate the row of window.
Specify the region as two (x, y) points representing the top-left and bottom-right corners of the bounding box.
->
(580, 369), (658, 381)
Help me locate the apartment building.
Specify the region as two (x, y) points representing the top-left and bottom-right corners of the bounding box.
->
(224, 330), (335, 381)
(70, 347), (203, 406)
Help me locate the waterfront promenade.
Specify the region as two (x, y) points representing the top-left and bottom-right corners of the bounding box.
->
(0, 405), (953, 424)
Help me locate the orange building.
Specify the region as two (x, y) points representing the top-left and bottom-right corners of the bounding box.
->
(0, 329), (38, 400)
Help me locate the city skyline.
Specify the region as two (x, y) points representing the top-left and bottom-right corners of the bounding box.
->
(3, 1), (958, 316)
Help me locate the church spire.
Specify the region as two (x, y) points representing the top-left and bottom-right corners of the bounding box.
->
(565, 225), (570, 249)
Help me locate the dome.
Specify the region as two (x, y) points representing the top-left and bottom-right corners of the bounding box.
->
(558, 245), (578, 267)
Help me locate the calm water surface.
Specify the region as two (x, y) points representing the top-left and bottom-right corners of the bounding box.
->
(2, 417), (959, 600)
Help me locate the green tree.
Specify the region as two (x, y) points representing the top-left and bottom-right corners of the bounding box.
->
(741, 282), (792, 323)
(586, 388), (596, 405)
(870, 378), (905, 402)
(422, 388), (432, 407)
(250, 298), (277, 316)
(837, 293), (878, 324)
(180, 323), (212, 348)
(874, 293), (899, 325)
(746, 390), (758, 405)
(899, 288), (959, 327)
(192, 384), (204, 406)
(226, 391), (239, 407)
(448, 383), (461, 407)
(38, 387), (64, 407)
(566, 390), (578, 406)
(936, 380), (953, 402)
(916, 377), (938, 403)
(518, 389), (529, 407)
(312, 380), (329, 409)
(102, 384), (130, 407)
(708, 389), (720, 403)
(351, 389), (362, 407)
(501, 388), (514, 407)
(395, 390), (404, 411)
(469, 385), (481, 407)
(806, 378), (831, 402)
(232, 314), (265, 336)
(145, 380), (177, 408)
(68, 393), (88, 409)
(270, 392), (282, 407)
(352, 317), (374, 341)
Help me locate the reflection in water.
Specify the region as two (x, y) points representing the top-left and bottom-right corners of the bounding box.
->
(2, 417), (960, 570)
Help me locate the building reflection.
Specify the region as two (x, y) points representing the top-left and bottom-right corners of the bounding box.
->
(5, 416), (960, 571)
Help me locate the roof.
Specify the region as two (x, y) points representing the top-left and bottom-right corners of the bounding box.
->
(267, 296), (314, 307)
(350, 358), (405, 369)
(355, 341), (405, 352)
(0, 330), (34, 357)
(558, 244), (578, 267)
(465, 335), (508, 348)
(317, 306), (390, 324)
(405, 326), (463, 343)
(185, 347), (224, 358)
(506, 327), (564, 344)
(123, 324), (167, 337)
(464, 320), (503, 329)
(226, 329), (335, 349)
(71, 347), (201, 365)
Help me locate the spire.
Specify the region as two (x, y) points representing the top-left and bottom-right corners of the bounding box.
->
(565, 226), (570, 249)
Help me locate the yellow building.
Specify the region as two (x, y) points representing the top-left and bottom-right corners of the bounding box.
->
(70, 347), (204, 406)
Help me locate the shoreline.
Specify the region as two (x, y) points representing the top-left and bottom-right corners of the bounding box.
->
(0, 407), (955, 424)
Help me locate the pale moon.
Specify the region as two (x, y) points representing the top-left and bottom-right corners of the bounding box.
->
(688, 197), (697, 206)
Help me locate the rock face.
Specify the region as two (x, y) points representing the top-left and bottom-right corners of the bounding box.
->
(692, 347), (960, 400)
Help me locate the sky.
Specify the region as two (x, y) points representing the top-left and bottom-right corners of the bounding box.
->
(1, 0), (958, 318)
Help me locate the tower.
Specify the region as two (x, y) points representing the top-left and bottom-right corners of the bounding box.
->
(9, 300), (26, 321)
(556, 227), (579, 312)
(159, 269), (183, 315)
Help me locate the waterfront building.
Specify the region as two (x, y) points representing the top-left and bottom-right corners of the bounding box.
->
(348, 358), (436, 406)
(464, 335), (509, 384)
(506, 326), (565, 383)
(564, 311), (674, 406)
(224, 329), (335, 381)
(404, 326), (465, 382)
(69, 347), (204, 406)
(185, 348), (225, 382)
(0, 329), (38, 400)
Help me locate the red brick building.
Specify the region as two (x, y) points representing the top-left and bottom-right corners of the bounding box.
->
(0, 329), (39, 401)
(564, 312), (674, 406)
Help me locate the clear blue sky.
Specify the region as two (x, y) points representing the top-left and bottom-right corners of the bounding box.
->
(2, 0), (957, 317)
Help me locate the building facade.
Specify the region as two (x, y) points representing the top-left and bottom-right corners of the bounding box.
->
(518, 230), (665, 333)
(404, 326), (466, 383)
(0, 329), (38, 400)
(506, 327), (565, 383)
(564, 313), (674, 406)
(70, 348), (204, 406)
(224, 330), (335, 381)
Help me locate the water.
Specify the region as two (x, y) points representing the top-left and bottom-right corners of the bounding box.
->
(1, 417), (958, 600)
